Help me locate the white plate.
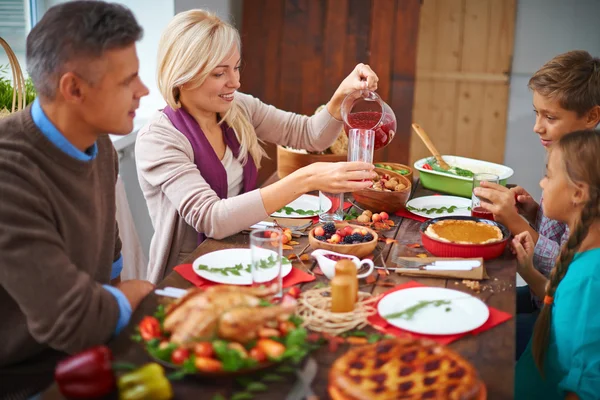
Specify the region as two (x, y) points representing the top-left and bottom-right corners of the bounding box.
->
(192, 248), (292, 285)
(377, 287), (489, 335)
(406, 195), (472, 219)
(413, 155), (514, 182)
(271, 194), (326, 219)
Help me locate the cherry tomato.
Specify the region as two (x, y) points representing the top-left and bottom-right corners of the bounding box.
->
(138, 316), (161, 341)
(171, 348), (190, 365)
(193, 342), (215, 358)
(249, 347), (267, 363)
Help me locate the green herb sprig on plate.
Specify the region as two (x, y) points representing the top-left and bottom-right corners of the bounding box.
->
(276, 206), (319, 216)
(383, 299), (452, 321)
(407, 205), (471, 215)
(195, 255), (291, 277)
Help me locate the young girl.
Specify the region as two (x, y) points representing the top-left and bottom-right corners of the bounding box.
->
(514, 130), (600, 399)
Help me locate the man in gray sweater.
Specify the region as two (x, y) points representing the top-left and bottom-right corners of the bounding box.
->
(0, 2), (154, 398)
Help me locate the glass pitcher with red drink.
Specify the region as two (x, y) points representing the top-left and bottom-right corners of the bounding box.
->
(340, 90), (396, 151)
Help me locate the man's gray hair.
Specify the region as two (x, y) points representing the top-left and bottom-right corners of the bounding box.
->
(26, 1), (143, 99)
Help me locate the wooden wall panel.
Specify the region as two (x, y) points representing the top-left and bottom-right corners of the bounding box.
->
(410, 0), (516, 169)
(240, 0), (421, 184)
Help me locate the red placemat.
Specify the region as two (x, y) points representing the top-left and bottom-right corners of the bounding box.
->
(367, 281), (512, 345)
(174, 264), (315, 289)
(394, 207), (427, 222)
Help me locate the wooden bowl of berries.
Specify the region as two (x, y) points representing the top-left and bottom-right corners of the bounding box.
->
(352, 168), (412, 213)
(308, 222), (378, 259)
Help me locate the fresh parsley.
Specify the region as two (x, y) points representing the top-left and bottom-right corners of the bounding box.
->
(407, 205), (471, 215)
(276, 206), (319, 216)
(383, 300), (452, 321)
(195, 255), (291, 276)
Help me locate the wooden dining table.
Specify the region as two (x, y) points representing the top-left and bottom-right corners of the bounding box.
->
(43, 177), (516, 400)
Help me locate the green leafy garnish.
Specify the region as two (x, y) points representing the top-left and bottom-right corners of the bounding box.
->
(262, 373), (285, 382)
(231, 392), (254, 400)
(406, 205), (471, 215)
(383, 300), (452, 321)
(276, 206), (319, 216)
(285, 328), (307, 348)
(288, 314), (304, 327)
(213, 340), (257, 372)
(344, 209), (360, 220)
(374, 163), (410, 175)
(275, 365), (296, 374)
(211, 395), (227, 400)
(425, 157), (474, 178)
(146, 340), (177, 362)
(246, 382), (268, 392)
(167, 355), (197, 380)
(196, 255), (291, 277)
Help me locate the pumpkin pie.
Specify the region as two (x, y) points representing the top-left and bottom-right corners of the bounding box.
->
(425, 219), (503, 245)
(328, 338), (483, 400)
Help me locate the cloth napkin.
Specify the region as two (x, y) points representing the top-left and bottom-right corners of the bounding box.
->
(367, 281), (512, 345)
(394, 207), (427, 222)
(174, 264), (315, 288)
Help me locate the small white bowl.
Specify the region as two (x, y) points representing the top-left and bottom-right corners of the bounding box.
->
(310, 249), (374, 280)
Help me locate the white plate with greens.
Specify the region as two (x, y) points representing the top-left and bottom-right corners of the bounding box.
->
(405, 195), (472, 219)
(377, 287), (489, 335)
(271, 194), (326, 219)
(193, 248), (292, 285)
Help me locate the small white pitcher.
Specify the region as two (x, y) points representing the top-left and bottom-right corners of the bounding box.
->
(310, 249), (374, 280)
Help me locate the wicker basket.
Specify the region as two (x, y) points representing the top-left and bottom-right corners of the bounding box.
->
(0, 37), (27, 118)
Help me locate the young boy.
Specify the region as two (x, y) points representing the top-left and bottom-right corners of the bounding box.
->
(473, 50), (600, 358)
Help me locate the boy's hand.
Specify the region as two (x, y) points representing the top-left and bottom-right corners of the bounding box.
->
(511, 231), (535, 275)
(510, 186), (539, 224)
(473, 181), (519, 226)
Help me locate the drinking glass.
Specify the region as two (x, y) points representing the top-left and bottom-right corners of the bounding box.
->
(471, 173), (500, 221)
(250, 228), (283, 301)
(318, 191), (344, 223)
(347, 128), (375, 164)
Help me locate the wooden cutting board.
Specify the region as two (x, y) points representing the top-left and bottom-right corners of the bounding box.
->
(391, 257), (487, 280)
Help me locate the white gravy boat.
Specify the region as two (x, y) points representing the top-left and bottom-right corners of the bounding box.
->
(311, 249), (375, 280)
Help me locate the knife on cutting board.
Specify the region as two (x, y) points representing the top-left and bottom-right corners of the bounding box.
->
(285, 357), (318, 400)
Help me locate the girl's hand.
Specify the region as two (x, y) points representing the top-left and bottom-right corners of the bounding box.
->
(300, 161), (376, 193)
(327, 64), (379, 119)
(510, 186), (539, 223)
(511, 232), (535, 275)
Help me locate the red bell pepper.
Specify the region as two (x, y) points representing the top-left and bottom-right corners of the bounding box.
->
(55, 345), (115, 399)
(422, 163), (433, 170)
(139, 316), (161, 341)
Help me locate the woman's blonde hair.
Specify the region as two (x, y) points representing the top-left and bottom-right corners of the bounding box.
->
(157, 9), (265, 167)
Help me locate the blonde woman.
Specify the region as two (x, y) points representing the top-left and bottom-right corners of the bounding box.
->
(136, 10), (379, 283)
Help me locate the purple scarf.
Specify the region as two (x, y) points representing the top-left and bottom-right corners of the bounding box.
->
(163, 106), (258, 244)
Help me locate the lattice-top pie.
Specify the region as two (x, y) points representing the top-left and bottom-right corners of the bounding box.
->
(425, 219), (503, 245)
(328, 338), (483, 400)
